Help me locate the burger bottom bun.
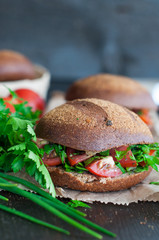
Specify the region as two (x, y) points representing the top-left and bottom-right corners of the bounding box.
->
(48, 166), (152, 192)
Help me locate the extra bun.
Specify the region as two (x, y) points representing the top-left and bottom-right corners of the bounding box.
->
(66, 74), (156, 110)
(0, 50), (36, 81)
(48, 166), (152, 192)
(35, 98), (153, 152)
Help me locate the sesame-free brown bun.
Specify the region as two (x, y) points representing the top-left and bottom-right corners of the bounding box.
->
(35, 98), (153, 152)
(0, 50), (36, 81)
(66, 74), (156, 110)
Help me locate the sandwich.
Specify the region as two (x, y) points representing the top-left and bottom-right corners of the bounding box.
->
(0, 49), (36, 81)
(66, 74), (157, 126)
(35, 98), (159, 192)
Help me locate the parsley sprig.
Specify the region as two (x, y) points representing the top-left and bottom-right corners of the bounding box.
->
(0, 97), (55, 197)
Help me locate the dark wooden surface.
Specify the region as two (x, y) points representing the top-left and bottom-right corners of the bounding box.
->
(0, 191), (159, 240)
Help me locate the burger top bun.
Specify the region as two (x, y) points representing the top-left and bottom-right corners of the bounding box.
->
(35, 98), (153, 152)
(0, 50), (36, 81)
(66, 74), (156, 110)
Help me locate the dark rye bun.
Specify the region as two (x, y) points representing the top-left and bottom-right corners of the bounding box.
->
(48, 166), (152, 192)
(0, 50), (36, 81)
(66, 74), (156, 110)
(35, 98), (153, 152)
(35, 99), (154, 192)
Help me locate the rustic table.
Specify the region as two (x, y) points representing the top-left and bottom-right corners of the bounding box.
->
(0, 191), (159, 240)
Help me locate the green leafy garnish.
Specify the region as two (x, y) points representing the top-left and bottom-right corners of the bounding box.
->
(136, 110), (143, 116)
(53, 144), (67, 164)
(130, 144), (159, 173)
(115, 148), (130, 161)
(64, 161), (88, 173)
(149, 182), (159, 185)
(67, 200), (91, 208)
(115, 162), (126, 173)
(100, 150), (110, 156)
(0, 97), (55, 197)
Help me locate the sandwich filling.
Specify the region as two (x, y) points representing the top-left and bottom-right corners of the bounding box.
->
(39, 141), (159, 178)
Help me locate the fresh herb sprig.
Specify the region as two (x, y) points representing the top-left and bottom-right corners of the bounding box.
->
(0, 97), (55, 197)
(130, 144), (159, 172)
(67, 200), (91, 208)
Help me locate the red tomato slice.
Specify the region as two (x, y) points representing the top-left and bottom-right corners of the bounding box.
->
(66, 147), (89, 166)
(86, 158), (122, 177)
(133, 109), (152, 126)
(3, 97), (21, 113)
(13, 89), (45, 112)
(110, 146), (137, 168)
(42, 157), (62, 166)
(138, 161), (146, 167)
(149, 150), (155, 156)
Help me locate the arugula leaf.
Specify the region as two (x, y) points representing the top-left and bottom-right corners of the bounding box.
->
(64, 161), (88, 173)
(115, 148), (129, 160)
(99, 150), (109, 156)
(67, 200), (91, 208)
(53, 144), (67, 164)
(115, 162), (126, 173)
(130, 143), (159, 172)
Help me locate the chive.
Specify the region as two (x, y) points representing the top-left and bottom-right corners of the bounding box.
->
(0, 195), (8, 201)
(0, 183), (18, 187)
(0, 173), (116, 238)
(150, 182), (159, 185)
(0, 177), (102, 239)
(0, 173), (85, 217)
(38, 195), (116, 238)
(0, 204), (69, 235)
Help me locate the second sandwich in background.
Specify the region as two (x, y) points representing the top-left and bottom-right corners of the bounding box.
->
(66, 74), (157, 127)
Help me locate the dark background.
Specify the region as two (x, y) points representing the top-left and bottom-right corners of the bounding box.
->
(0, 0), (159, 84)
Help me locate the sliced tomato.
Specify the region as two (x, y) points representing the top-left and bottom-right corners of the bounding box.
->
(140, 114), (151, 126)
(110, 146), (137, 168)
(66, 147), (89, 166)
(138, 161), (146, 167)
(149, 150), (155, 156)
(133, 109), (152, 126)
(42, 157), (62, 166)
(3, 97), (21, 113)
(13, 89), (45, 112)
(85, 158), (122, 177)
